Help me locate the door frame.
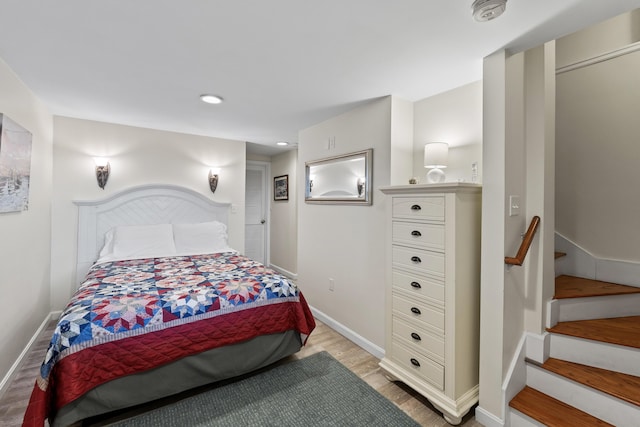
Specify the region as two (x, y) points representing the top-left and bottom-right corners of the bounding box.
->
(246, 160), (271, 266)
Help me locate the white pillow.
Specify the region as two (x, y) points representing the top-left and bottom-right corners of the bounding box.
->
(111, 223), (177, 260)
(172, 221), (230, 254)
(98, 228), (116, 259)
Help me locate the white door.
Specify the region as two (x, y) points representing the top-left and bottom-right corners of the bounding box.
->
(245, 162), (269, 264)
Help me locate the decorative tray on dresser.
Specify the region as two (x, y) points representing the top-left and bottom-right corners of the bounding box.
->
(378, 183), (481, 425)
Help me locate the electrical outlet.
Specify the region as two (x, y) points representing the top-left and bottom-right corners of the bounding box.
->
(329, 278), (335, 291)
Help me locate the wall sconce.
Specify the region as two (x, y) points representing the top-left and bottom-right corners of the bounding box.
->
(357, 177), (365, 197)
(309, 174), (315, 193)
(94, 157), (110, 190)
(424, 142), (449, 183)
(208, 167), (220, 193)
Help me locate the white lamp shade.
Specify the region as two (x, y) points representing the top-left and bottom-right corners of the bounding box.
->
(424, 143), (448, 168)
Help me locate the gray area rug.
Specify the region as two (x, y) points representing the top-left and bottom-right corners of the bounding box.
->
(108, 351), (419, 426)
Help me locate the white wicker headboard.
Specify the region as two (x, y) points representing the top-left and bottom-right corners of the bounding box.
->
(74, 184), (231, 284)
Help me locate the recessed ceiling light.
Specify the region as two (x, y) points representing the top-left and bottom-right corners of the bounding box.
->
(276, 141), (289, 146)
(200, 94), (224, 104)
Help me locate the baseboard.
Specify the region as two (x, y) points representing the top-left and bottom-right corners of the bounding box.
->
(554, 232), (595, 278)
(0, 311), (58, 400)
(268, 263), (298, 280)
(309, 306), (385, 359)
(500, 332), (527, 427)
(555, 232), (640, 287)
(498, 331), (549, 427)
(475, 406), (505, 427)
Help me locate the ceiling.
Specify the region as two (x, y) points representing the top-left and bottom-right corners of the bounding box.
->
(0, 1), (638, 157)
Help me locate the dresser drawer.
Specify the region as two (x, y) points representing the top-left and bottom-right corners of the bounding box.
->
(392, 246), (444, 278)
(393, 316), (444, 361)
(392, 221), (445, 251)
(392, 270), (444, 303)
(391, 341), (444, 390)
(392, 293), (444, 332)
(392, 196), (445, 221)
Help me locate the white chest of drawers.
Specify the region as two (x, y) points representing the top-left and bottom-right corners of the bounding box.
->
(379, 183), (481, 425)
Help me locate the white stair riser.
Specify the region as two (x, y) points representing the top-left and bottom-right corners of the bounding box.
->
(556, 293), (640, 323)
(549, 334), (640, 377)
(527, 364), (639, 426)
(510, 410), (546, 427)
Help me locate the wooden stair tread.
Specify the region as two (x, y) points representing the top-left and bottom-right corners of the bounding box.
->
(510, 386), (613, 426)
(555, 275), (640, 299)
(555, 251), (566, 259)
(547, 316), (640, 349)
(542, 358), (640, 406)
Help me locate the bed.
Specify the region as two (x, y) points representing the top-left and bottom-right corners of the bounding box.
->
(22, 185), (315, 427)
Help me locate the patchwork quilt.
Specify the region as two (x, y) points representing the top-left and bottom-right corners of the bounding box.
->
(22, 252), (315, 426)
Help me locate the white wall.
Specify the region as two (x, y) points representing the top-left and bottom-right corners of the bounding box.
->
(51, 117), (246, 308)
(502, 49), (527, 383)
(478, 50), (508, 422)
(413, 81), (483, 184)
(523, 43), (556, 334)
(477, 41), (557, 426)
(246, 152), (271, 162)
(0, 58), (53, 388)
(270, 150), (297, 276)
(556, 9), (640, 69)
(297, 96), (391, 349)
(556, 10), (640, 263)
(499, 41), (557, 376)
(389, 97), (414, 185)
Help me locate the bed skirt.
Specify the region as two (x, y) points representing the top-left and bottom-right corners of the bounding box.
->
(54, 330), (302, 426)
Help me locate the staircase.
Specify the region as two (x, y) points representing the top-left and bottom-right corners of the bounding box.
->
(509, 271), (640, 426)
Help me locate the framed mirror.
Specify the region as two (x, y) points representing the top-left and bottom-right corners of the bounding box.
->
(305, 149), (372, 205)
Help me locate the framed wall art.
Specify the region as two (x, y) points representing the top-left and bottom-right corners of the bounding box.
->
(274, 174), (289, 201)
(0, 114), (32, 213)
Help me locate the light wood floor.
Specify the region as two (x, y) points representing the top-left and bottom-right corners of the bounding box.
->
(0, 319), (483, 426)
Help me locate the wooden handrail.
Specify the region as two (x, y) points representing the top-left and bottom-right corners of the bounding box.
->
(505, 216), (541, 266)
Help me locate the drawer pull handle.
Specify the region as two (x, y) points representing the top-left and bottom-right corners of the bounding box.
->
(411, 204), (422, 211)
(411, 230), (422, 237)
(411, 256), (421, 263)
(410, 307), (421, 315)
(410, 358), (421, 367)
(410, 281), (421, 289)
(411, 332), (421, 341)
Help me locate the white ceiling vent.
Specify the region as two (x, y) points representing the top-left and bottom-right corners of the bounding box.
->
(472, 0), (507, 22)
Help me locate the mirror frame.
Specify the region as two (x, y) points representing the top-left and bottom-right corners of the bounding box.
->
(304, 148), (373, 205)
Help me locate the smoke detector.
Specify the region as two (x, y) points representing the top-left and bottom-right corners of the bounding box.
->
(472, 0), (507, 22)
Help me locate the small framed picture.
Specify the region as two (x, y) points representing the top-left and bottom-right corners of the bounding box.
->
(274, 175), (289, 201)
